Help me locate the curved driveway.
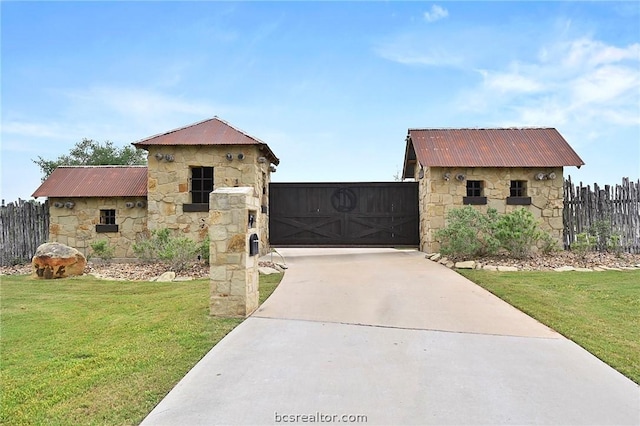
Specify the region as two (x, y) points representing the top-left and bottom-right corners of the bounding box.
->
(143, 248), (639, 425)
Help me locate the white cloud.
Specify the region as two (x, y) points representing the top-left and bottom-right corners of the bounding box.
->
(62, 87), (216, 119)
(460, 36), (640, 130)
(424, 5), (449, 23)
(374, 32), (463, 67)
(478, 69), (545, 94)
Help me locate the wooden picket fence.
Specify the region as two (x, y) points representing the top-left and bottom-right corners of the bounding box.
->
(563, 177), (640, 253)
(0, 199), (50, 266)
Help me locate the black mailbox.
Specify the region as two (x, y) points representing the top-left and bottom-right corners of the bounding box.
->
(249, 233), (259, 256)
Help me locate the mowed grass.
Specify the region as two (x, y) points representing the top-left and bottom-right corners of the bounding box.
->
(459, 269), (640, 384)
(0, 273), (282, 425)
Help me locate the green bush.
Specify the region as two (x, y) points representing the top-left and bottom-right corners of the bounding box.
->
(436, 207), (557, 259)
(494, 208), (545, 259)
(588, 219), (622, 254)
(435, 206), (500, 259)
(133, 229), (200, 272)
(571, 232), (592, 260)
(89, 239), (115, 261)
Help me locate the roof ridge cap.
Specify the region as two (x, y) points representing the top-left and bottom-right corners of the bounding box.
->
(132, 117), (219, 145)
(408, 127), (556, 131)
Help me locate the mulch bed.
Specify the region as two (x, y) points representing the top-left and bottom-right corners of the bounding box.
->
(2, 251), (640, 279)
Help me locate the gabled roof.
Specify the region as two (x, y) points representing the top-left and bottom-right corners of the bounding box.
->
(403, 128), (584, 178)
(132, 116), (280, 165)
(32, 166), (147, 198)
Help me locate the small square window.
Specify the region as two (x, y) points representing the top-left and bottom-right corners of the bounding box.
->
(510, 180), (527, 197)
(466, 180), (483, 197)
(190, 166), (214, 204)
(100, 209), (116, 225)
(97, 209), (118, 232)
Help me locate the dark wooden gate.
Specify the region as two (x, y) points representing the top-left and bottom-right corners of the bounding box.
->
(269, 182), (419, 246)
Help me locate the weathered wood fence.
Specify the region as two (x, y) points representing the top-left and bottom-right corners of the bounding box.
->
(563, 177), (640, 253)
(0, 199), (50, 266)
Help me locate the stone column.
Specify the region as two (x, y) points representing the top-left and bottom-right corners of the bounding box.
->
(209, 187), (260, 317)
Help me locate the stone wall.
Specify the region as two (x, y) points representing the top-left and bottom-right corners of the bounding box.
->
(209, 187), (260, 317)
(48, 197), (147, 259)
(417, 166), (565, 253)
(145, 145), (272, 254)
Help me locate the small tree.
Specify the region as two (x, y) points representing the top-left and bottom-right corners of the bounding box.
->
(33, 138), (147, 180)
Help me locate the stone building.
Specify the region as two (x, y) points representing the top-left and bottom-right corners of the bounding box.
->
(32, 117), (279, 259)
(402, 128), (584, 253)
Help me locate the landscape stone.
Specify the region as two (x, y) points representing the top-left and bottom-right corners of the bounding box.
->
(497, 266), (519, 272)
(575, 267), (593, 272)
(31, 242), (86, 279)
(483, 265), (498, 271)
(592, 267), (606, 272)
(259, 267), (281, 275)
(455, 260), (476, 269)
(445, 261), (455, 268)
(438, 257), (449, 265)
(429, 253), (442, 262)
(553, 266), (576, 272)
(156, 271), (176, 282)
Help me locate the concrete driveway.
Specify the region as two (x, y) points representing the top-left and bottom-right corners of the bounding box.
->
(142, 248), (640, 425)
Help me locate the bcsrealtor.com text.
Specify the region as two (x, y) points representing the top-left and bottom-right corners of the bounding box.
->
(274, 412), (368, 423)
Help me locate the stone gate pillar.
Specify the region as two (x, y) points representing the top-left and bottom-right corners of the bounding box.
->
(209, 187), (260, 317)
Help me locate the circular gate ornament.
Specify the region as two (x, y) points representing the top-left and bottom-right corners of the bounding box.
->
(331, 188), (357, 212)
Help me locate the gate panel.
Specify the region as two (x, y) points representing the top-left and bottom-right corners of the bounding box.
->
(269, 182), (419, 246)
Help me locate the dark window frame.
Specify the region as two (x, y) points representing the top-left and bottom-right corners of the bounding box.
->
(508, 180), (531, 205)
(510, 180), (527, 197)
(100, 209), (116, 225)
(97, 209), (118, 232)
(463, 180), (487, 205)
(185, 166), (214, 211)
(466, 180), (483, 197)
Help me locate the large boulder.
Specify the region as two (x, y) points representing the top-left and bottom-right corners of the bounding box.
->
(32, 242), (87, 279)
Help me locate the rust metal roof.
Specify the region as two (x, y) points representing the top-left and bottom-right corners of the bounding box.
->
(405, 128), (585, 169)
(32, 166), (147, 198)
(132, 116), (280, 165)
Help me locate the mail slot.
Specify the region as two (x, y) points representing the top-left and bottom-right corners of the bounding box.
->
(249, 233), (259, 256)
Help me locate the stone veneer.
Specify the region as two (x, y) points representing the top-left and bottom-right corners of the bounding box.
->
(209, 187), (260, 317)
(417, 166), (565, 253)
(146, 145), (272, 254)
(48, 197), (148, 259)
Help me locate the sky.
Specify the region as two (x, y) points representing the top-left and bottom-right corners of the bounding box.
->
(2, 1), (639, 204)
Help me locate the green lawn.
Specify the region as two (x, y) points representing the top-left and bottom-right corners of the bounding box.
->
(459, 269), (640, 384)
(0, 273), (282, 425)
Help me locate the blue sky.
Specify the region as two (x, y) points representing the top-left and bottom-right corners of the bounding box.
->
(2, 1), (639, 204)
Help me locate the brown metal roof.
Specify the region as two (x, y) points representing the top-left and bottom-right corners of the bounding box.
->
(406, 128), (584, 169)
(132, 116), (280, 165)
(32, 166), (147, 198)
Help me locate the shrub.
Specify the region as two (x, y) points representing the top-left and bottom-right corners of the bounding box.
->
(133, 228), (200, 272)
(494, 208), (545, 259)
(89, 239), (115, 261)
(539, 231), (560, 255)
(571, 232), (592, 260)
(588, 219), (622, 253)
(435, 206), (500, 259)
